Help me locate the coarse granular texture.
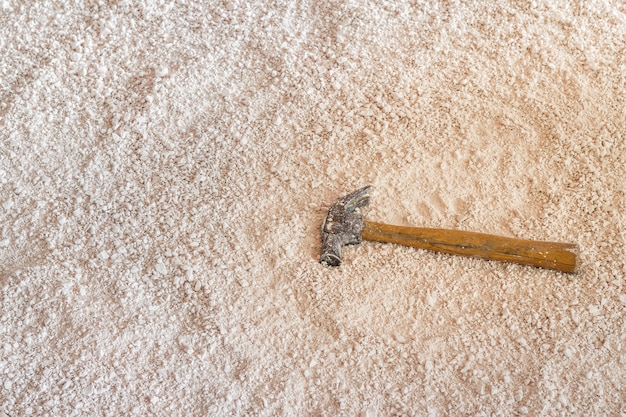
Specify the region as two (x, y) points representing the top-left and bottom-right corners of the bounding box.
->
(1, 1), (625, 416)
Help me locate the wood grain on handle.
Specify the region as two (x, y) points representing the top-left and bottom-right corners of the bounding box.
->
(362, 221), (578, 273)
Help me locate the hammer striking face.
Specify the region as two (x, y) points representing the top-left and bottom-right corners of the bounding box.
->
(320, 186), (578, 273)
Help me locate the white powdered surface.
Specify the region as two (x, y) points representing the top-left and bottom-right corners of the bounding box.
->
(1, 1), (625, 416)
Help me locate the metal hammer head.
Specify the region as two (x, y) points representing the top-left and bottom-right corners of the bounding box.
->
(320, 186), (371, 266)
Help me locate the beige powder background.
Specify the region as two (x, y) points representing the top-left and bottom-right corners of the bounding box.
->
(1, 1), (625, 416)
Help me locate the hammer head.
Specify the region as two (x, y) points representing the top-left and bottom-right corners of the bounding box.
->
(320, 186), (371, 266)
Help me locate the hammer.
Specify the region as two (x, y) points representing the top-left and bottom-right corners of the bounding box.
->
(320, 186), (578, 273)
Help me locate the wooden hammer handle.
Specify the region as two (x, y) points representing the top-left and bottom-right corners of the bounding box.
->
(362, 221), (578, 273)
